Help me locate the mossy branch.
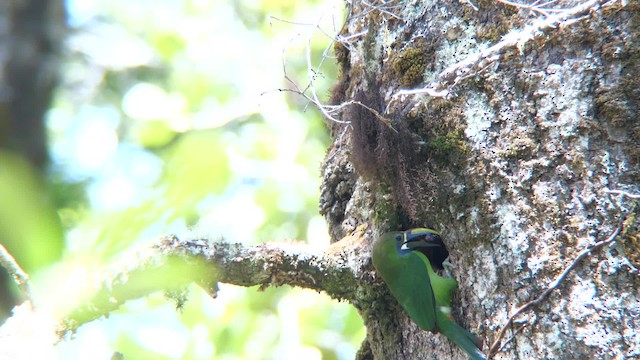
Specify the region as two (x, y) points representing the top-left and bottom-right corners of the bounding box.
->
(60, 234), (367, 335)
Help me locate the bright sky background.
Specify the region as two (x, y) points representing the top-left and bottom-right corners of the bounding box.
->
(45, 1), (365, 359)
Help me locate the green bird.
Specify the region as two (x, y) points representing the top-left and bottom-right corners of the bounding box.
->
(372, 228), (485, 360)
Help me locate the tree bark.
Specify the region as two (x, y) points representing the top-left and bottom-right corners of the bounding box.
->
(0, 0), (65, 170)
(0, 0), (66, 318)
(321, 0), (640, 359)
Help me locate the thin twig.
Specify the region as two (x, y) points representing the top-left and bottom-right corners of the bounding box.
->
(361, 0), (405, 20)
(605, 189), (640, 200)
(462, 0), (480, 11)
(496, 0), (565, 16)
(487, 224), (623, 358)
(267, 6), (358, 125)
(497, 323), (527, 353)
(0, 244), (39, 305)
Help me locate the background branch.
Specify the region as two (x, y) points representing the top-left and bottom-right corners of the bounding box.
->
(0, 244), (38, 305)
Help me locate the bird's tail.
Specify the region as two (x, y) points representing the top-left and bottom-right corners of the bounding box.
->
(440, 321), (486, 360)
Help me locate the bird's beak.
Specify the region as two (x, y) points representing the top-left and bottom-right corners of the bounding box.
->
(402, 228), (442, 251)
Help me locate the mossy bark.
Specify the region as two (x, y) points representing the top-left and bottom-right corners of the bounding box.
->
(321, 1), (640, 359)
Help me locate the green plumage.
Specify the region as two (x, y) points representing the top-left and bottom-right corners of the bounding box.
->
(372, 228), (485, 360)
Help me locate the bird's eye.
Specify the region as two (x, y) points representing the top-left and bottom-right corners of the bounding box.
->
(395, 235), (403, 242)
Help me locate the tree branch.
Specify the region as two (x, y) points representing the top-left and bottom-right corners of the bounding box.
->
(60, 234), (366, 335)
(0, 244), (38, 305)
(606, 189), (640, 200)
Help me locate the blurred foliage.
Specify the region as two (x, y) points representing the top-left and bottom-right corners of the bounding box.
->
(0, 151), (64, 271)
(14, 0), (366, 359)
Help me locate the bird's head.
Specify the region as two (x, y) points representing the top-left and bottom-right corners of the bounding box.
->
(373, 228), (449, 269)
(401, 228), (448, 270)
(372, 231), (404, 262)
(401, 228), (441, 251)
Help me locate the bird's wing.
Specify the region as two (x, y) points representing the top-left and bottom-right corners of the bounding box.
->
(385, 251), (438, 331)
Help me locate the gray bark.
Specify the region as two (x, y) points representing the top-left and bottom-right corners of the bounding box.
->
(320, 0), (640, 359)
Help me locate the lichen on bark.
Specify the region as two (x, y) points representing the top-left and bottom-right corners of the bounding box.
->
(321, 0), (640, 359)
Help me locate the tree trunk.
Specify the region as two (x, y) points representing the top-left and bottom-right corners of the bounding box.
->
(321, 0), (640, 359)
(0, 0), (65, 170)
(0, 0), (66, 317)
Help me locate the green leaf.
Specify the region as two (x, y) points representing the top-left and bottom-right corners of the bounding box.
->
(0, 151), (64, 270)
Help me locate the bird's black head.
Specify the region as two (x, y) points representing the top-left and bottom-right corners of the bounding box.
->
(402, 228), (449, 270)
